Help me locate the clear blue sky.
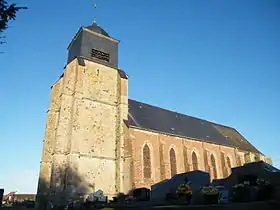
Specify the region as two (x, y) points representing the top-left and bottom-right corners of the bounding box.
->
(0, 0), (279, 193)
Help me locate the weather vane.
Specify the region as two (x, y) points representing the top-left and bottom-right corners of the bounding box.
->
(93, 1), (97, 24)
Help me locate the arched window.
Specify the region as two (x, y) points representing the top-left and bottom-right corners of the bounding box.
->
(143, 144), (151, 179)
(192, 152), (198, 171)
(211, 154), (217, 179)
(169, 148), (177, 177)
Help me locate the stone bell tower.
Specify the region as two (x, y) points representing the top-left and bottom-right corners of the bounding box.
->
(36, 20), (129, 207)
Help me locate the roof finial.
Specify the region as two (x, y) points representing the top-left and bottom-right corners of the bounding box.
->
(93, 2), (97, 24)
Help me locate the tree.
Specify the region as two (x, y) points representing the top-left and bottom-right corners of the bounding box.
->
(0, 0), (27, 44)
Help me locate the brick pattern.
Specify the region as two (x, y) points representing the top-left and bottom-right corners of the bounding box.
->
(203, 149), (210, 173)
(220, 152), (227, 177)
(128, 128), (267, 189)
(159, 143), (165, 180)
(236, 154), (242, 166)
(210, 154), (217, 180)
(183, 147), (189, 172)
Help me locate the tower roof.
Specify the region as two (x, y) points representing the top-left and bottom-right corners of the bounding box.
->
(85, 22), (110, 37)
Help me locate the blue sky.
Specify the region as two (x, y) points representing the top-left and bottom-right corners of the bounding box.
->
(0, 0), (279, 193)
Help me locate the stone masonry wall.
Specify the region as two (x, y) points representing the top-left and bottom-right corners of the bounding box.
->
(36, 77), (63, 208)
(116, 72), (129, 194)
(65, 59), (121, 199)
(49, 59), (78, 204)
(37, 57), (129, 206)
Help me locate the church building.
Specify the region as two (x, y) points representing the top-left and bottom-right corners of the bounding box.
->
(36, 19), (272, 206)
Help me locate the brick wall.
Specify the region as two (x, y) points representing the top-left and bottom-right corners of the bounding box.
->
(128, 127), (258, 189)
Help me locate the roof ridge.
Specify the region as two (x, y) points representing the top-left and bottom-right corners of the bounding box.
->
(208, 121), (235, 130)
(128, 98), (234, 129)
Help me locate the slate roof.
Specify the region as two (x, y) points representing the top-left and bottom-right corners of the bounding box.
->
(85, 22), (110, 37)
(128, 99), (261, 154)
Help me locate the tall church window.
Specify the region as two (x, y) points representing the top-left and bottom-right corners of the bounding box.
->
(211, 154), (217, 179)
(143, 144), (151, 179)
(192, 152), (198, 171)
(169, 148), (177, 177)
